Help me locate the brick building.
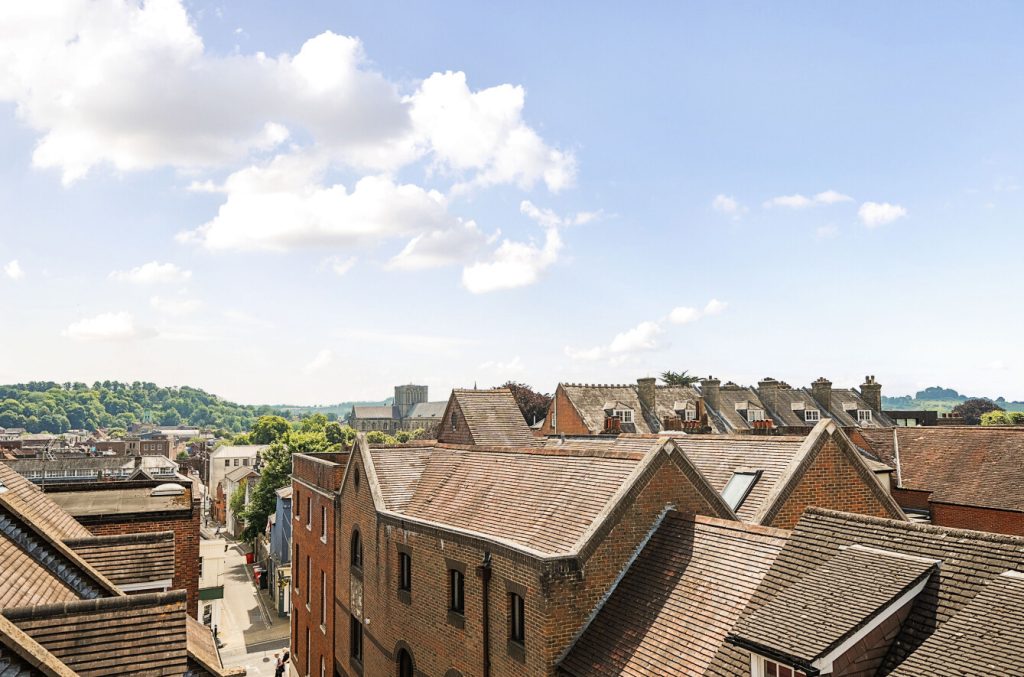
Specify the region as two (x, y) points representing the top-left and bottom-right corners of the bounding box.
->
(857, 426), (1024, 535)
(436, 388), (534, 446)
(44, 478), (203, 617)
(291, 452), (348, 677)
(305, 415), (903, 677)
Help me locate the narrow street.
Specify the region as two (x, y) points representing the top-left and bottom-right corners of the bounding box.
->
(204, 530), (291, 677)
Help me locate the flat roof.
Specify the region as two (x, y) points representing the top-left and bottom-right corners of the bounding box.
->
(48, 486), (191, 516)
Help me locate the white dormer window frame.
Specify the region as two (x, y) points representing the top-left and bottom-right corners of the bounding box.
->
(750, 655), (808, 677)
(614, 409), (634, 424)
(858, 409), (872, 423)
(746, 408), (765, 423)
(804, 409), (820, 423)
(683, 406), (697, 421)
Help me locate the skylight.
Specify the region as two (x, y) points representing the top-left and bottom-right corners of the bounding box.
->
(721, 471), (762, 511)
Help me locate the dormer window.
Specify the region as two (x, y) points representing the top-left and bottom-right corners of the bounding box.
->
(804, 409), (820, 423)
(746, 408), (765, 423)
(753, 657), (808, 677)
(857, 409), (872, 423)
(614, 409), (633, 424)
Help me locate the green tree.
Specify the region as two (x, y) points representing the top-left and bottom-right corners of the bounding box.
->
(501, 381), (551, 426)
(952, 397), (1002, 425)
(660, 370), (700, 387)
(251, 415), (291, 444)
(176, 450), (190, 460)
(229, 482), (248, 519)
(298, 413), (328, 433)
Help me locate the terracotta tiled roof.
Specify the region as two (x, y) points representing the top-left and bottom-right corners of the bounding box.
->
(0, 463), (90, 540)
(370, 443), (646, 555)
(734, 508), (1024, 674)
(672, 436), (807, 522)
(186, 616), (244, 676)
(880, 427), (1024, 511)
(735, 545), (937, 665)
(560, 384), (654, 434)
(65, 532), (176, 587)
(888, 571), (1024, 676)
(447, 389), (534, 446)
(4, 591), (190, 676)
(560, 513), (787, 677)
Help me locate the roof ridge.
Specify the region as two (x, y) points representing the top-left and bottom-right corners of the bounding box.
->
(2, 589), (187, 621)
(805, 506), (1024, 544)
(689, 513), (792, 539)
(63, 530), (175, 546)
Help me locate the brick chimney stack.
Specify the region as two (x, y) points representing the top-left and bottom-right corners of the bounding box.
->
(758, 377), (781, 414)
(637, 377), (657, 416)
(701, 377), (721, 413)
(811, 377), (832, 412)
(861, 375), (882, 412)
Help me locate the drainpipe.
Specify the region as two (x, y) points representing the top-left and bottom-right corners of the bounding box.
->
(478, 552), (493, 677)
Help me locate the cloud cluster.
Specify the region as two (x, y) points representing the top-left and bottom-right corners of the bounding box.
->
(763, 190), (853, 209)
(1, 1), (580, 294)
(566, 299), (727, 363)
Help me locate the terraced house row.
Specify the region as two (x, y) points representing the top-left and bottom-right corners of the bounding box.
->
(289, 387), (1024, 676)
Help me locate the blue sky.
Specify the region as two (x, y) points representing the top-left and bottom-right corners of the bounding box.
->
(1, 1), (1022, 405)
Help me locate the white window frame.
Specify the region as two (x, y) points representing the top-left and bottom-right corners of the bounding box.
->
(857, 409), (872, 423)
(320, 505), (327, 543)
(746, 408), (765, 423)
(750, 655), (806, 677)
(804, 409), (820, 423)
(614, 409), (634, 424)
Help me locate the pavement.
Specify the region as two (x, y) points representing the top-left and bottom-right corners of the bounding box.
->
(202, 526), (291, 677)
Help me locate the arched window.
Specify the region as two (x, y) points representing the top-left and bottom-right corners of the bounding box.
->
(351, 529), (363, 568)
(450, 411), (457, 431)
(397, 648), (414, 677)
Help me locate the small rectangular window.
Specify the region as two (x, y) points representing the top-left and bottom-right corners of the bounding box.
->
(233, 458), (239, 466)
(746, 408), (765, 422)
(614, 409), (633, 423)
(306, 556), (311, 605)
(858, 409), (872, 423)
(320, 570), (326, 627)
(321, 506), (327, 541)
(804, 409), (820, 422)
(509, 592), (525, 644)
(306, 497), (311, 529)
(399, 552), (411, 592)
(449, 569), (465, 613)
(349, 615), (363, 662)
(224, 459), (230, 467)
(721, 471), (762, 511)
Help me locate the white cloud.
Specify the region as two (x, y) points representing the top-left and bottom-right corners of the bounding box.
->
(519, 200), (597, 228)
(568, 298), (726, 362)
(3, 260), (24, 280)
(763, 189), (853, 209)
(324, 256), (357, 276)
(178, 155), (454, 251)
(302, 349), (333, 374)
(479, 356), (525, 373)
(387, 220), (488, 271)
(150, 295), (203, 316)
(462, 227), (562, 294)
(668, 306), (700, 325)
(712, 194), (742, 216)
(609, 321), (664, 354)
(333, 328), (474, 354)
(110, 261), (191, 284)
(763, 194), (813, 209)
(858, 201), (907, 228)
(814, 189), (853, 204)
(63, 312), (153, 342)
(702, 299), (727, 316)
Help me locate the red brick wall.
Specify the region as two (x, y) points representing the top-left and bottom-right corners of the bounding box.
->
(892, 487), (932, 512)
(767, 436), (902, 530)
(545, 386), (591, 436)
(79, 499), (201, 617)
(437, 398), (475, 445)
(292, 479), (337, 677)
(930, 502), (1024, 536)
(331, 447), (725, 677)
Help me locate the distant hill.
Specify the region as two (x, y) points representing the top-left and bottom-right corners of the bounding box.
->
(882, 386), (1024, 413)
(0, 381), (289, 434)
(272, 398), (393, 419)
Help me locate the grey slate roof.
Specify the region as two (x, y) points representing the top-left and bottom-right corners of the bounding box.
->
(224, 465), (257, 483)
(735, 545), (937, 665)
(888, 571), (1024, 677)
(757, 385), (823, 429)
(813, 388), (893, 428)
(351, 406), (395, 419)
(560, 384), (652, 434)
(706, 384), (768, 432)
(732, 508), (1024, 675)
(406, 401), (447, 420)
